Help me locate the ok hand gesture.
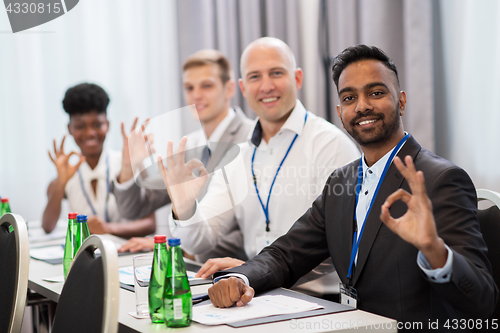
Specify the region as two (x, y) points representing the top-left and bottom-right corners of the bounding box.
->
(48, 135), (85, 185)
(157, 137), (209, 220)
(380, 156), (448, 269)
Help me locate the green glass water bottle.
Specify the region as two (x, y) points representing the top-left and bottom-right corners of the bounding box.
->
(163, 238), (192, 327)
(1, 197), (11, 215)
(149, 235), (168, 323)
(76, 214), (90, 248)
(1, 198), (13, 232)
(63, 212), (79, 279)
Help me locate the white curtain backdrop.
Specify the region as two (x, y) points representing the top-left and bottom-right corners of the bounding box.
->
(2, 0), (500, 221)
(434, 0), (500, 192)
(0, 0), (181, 221)
(315, 0), (435, 152)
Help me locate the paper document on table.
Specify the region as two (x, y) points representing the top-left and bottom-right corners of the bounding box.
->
(28, 219), (67, 245)
(31, 235), (130, 265)
(30, 245), (64, 260)
(193, 295), (324, 325)
(29, 229), (67, 243)
(118, 265), (204, 286)
(119, 265), (148, 286)
(42, 275), (65, 283)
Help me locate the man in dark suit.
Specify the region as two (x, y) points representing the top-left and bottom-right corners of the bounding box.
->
(208, 45), (498, 327)
(112, 49), (254, 261)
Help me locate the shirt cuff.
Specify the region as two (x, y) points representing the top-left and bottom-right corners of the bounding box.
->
(112, 176), (135, 190)
(417, 244), (453, 283)
(213, 273), (250, 286)
(171, 200), (203, 227)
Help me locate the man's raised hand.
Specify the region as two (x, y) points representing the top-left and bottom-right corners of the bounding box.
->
(157, 137), (209, 220)
(380, 155), (448, 269)
(118, 117), (154, 183)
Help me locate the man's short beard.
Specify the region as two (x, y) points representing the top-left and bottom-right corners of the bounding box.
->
(342, 106), (401, 147)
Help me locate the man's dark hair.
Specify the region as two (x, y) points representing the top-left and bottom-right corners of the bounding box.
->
(332, 45), (399, 91)
(62, 83), (110, 115)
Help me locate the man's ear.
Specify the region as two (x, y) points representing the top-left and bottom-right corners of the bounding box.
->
(67, 123), (72, 136)
(399, 91), (407, 116)
(294, 68), (303, 90)
(238, 78), (246, 98)
(225, 79), (236, 100)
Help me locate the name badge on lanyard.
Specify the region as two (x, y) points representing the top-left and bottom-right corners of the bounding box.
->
(340, 283), (358, 308)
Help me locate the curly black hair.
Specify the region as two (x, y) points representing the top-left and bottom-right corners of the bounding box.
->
(332, 45), (399, 91)
(62, 83), (110, 115)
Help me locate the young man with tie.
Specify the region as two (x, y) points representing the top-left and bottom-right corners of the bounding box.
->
(113, 50), (254, 261)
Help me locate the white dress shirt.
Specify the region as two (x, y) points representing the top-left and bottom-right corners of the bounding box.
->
(169, 100), (360, 293)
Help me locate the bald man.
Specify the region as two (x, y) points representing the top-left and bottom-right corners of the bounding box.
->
(162, 37), (360, 296)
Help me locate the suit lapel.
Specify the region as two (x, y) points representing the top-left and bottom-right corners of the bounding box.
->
(351, 136), (421, 285)
(337, 162), (359, 283)
(208, 108), (245, 171)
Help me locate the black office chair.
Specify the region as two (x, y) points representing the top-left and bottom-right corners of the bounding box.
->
(0, 213), (29, 333)
(51, 235), (119, 333)
(477, 189), (500, 322)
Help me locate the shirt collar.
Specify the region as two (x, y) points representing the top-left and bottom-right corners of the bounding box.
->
(81, 150), (108, 179)
(195, 108), (236, 147)
(207, 108), (235, 143)
(250, 99), (307, 147)
(361, 148), (392, 180)
(360, 132), (409, 179)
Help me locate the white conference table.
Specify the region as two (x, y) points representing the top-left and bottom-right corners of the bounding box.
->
(27, 222), (397, 332)
(28, 254), (397, 333)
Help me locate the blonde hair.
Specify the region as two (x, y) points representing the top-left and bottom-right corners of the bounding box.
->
(182, 49), (233, 84)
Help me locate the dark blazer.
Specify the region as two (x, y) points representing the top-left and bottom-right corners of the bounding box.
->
(218, 136), (498, 329)
(111, 107), (254, 260)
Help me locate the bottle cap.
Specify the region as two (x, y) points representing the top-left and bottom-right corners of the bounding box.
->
(76, 214), (87, 222)
(68, 212), (78, 219)
(154, 235), (167, 243)
(1, 198), (9, 203)
(168, 238), (181, 246)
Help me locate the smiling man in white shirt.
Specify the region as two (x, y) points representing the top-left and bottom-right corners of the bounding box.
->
(159, 37), (360, 297)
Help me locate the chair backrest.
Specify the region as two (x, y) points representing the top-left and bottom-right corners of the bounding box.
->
(0, 213), (29, 333)
(51, 235), (119, 333)
(477, 189), (500, 321)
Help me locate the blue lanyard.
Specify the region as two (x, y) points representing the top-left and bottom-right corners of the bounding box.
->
(347, 133), (409, 280)
(78, 153), (110, 222)
(251, 112), (308, 232)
